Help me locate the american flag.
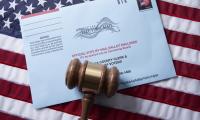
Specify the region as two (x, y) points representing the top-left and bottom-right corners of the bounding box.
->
(0, 0), (199, 119)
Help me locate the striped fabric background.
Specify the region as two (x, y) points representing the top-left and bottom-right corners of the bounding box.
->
(0, 0), (200, 119)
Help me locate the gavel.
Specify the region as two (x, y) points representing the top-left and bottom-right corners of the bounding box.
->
(65, 59), (119, 120)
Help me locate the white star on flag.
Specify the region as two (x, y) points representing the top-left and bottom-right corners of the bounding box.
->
(66, 0), (73, 4)
(14, 11), (22, 20)
(0, 7), (6, 18)
(26, 4), (34, 13)
(3, 19), (12, 29)
(9, 1), (18, 10)
(55, 1), (63, 9)
(37, 0), (46, 6)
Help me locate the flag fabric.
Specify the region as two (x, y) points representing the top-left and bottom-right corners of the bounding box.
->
(0, 0), (199, 119)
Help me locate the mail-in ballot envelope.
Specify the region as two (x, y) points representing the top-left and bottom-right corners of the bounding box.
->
(20, 0), (176, 108)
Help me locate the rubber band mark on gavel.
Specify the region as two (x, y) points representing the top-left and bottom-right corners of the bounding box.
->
(65, 59), (119, 120)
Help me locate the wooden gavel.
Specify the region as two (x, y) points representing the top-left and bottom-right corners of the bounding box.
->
(65, 59), (119, 120)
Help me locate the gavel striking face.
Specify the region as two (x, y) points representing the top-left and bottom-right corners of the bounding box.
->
(66, 59), (119, 120)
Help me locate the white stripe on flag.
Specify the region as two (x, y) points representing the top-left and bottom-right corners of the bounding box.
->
(161, 14), (200, 36)
(0, 64), (29, 85)
(0, 34), (24, 54)
(152, 76), (200, 96)
(170, 44), (200, 65)
(96, 93), (200, 120)
(160, 0), (200, 9)
(0, 95), (80, 120)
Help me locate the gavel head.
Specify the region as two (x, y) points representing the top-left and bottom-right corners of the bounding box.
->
(66, 58), (119, 97)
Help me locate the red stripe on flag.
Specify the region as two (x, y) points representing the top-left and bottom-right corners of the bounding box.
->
(91, 104), (160, 120)
(165, 29), (200, 51)
(174, 60), (200, 80)
(0, 49), (26, 70)
(0, 79), (158, 120)
(157, 0), (200, 22)
(52, 101), (160, 120)
(1, 77), (200, 113)
(119, 84), (200, 112)
(0, 79), (31, 103)
(0, 111), (25, 120)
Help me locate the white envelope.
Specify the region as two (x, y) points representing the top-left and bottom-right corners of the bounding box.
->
(20, 0), (176, 108)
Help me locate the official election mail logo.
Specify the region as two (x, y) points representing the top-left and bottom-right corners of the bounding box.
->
(75, 17), (120, 39)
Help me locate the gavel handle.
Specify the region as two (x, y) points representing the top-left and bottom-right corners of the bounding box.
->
(79, 93), (95, 120)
